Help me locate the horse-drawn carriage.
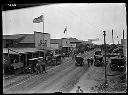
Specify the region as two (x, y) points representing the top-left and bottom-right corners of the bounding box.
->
(47, 54), (62, 66)
(23, 58), (39, 74)
(94, 50), (104, 66)
(75, 55), (84, 66)
(23, 57), (46, 74)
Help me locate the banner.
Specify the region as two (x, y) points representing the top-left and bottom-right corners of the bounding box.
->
(34, 32), (50, 49)
(34, 32), (46, 49)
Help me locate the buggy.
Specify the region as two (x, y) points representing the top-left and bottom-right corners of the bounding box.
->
(48, 54), (62, 66)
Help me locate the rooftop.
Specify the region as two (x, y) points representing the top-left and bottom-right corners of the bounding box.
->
(3, 34), (26, 39)
(69, 38), (81, 43)
(34, 31), (50, 35)
(50, 39), (61, 44)
(3, 47), (57, 54)
(19, 34), (34, 43)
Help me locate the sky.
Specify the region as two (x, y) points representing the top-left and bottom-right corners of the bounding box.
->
(2, 3), (127, 45)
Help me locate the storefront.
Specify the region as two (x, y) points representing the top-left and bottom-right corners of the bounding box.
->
(3, 48), (45, 69)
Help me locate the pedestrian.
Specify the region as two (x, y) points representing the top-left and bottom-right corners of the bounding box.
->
(90, 57), (94, 66)
(72, 52), (75, 60)
(35, 63), (40, 74)
(76, 86), (84, 93)
(10, 64), (15, 74)
(36, 60), (42, 74)
(87, 58), (90, 67)
(39, 59), (44, 73)
(41, 59), (46, 73)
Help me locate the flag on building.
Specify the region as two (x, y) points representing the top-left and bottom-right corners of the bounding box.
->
(33, 15), (43, 23)
(64, 26), (67, 34)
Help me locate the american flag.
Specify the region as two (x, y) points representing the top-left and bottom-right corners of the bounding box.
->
(33, 15), (43, 23)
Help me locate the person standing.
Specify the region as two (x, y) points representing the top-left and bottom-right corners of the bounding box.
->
(10, 64), (15, 74)
(90, 57), (94, 66)
(87, 58), (90, 67)
(41, 58), (46, 73)
(72, 50), (74, 60)
(36, 61), (42, 74)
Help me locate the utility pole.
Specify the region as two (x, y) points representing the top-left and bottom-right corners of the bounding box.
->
(103, 31), (108, 89)
(112, 29), (114, 45)
(8, 48), (10, 58)
(117, 36), (119, 45)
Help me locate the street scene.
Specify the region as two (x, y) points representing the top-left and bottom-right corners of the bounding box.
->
(2, 3), (127, 93)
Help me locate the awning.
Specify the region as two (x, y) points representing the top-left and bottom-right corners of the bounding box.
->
(3, 48), (44, 54)
(47, 47), (58, 50)
(3, 47), (57, 54)
(38, 57), (44, 59)
(29, 58), (39, 60)
(29, 57), (44, 60)
(38, 47), (57, 51)
(53, 54), (61, 57)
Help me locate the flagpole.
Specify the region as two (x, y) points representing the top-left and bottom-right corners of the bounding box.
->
(42, 14), (45, 64)
(117, 36), (119, 45)
(66, 26), (69, 56)
(112, 29), (114, 45)
(123, 29), (124, 39)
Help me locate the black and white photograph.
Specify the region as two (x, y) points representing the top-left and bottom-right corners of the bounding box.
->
(2, 3), (127, 93)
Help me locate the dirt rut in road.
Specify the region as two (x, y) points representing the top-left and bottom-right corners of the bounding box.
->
(4, 59), (74, 93)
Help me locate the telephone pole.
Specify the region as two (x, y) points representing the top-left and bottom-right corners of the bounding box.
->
(103, 31), (108, 89)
